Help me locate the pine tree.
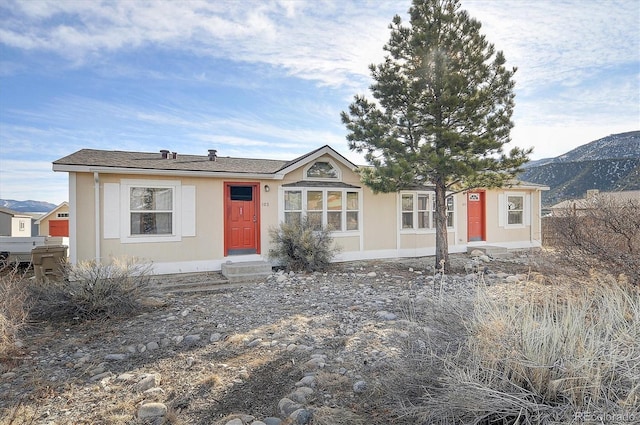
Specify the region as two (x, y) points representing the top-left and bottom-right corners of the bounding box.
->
(341, 0), (531, 271)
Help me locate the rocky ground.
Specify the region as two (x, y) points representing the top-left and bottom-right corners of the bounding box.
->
(1, 251), (543, 425)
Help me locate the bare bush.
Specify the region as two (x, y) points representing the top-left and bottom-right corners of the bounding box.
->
(29, 257), (152, 321)
(0, 264), (30, 359)
(548, 196), (640, 285)
(408, 275), (640, 424)
(268, 217), (340, 272)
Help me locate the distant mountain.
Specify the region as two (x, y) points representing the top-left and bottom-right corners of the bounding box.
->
(0, 199), (57, 213)
(519, 131), (640, 207)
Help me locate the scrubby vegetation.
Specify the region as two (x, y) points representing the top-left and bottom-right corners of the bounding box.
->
(0, 264), (30, 359)
(268, 217), (340, 272)
(547, 196), (640, 285)
(380, 271), (640, 424)
(29, 257), (152, 321)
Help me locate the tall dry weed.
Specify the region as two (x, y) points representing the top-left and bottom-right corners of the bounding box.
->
(0, 264), (30, 359)
(29, 257), (152, 321)
(414, 274), (640, 424)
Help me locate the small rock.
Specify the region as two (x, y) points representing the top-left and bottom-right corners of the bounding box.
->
(278, 397), (302, 417)
(105, 353), (127, 361)
(135, 373), (161, 392)
(116, 373), (135, 381)
(251, 421), (267, 425)
(225, 420), (243, 425)
(290, 408), (313, 425)
(209, 333), (222, 342)
(183, 334), (201, 345)
(146, 341), (159, 351)
(262, 418), (283, 425)
(376, 311), (397, 321)
(246, 338), (262, 347)
(89, 371), (112, 381)
(353, 380), (367, 393)
(137, 402), (167, 419)
(296, 375), (316, 387)
(367, 271), (377, 277)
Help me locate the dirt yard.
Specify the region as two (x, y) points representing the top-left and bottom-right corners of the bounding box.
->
(1, 253), (542, 425)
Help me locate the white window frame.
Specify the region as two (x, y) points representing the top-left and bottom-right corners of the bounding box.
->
(499, 191), (530, 228)
(57, 212), (69, 218)
(120, 179), (182, 243)
(302, 159), (341, 181)
(399, 191), (454, 232)
(281, 187), (361, 235)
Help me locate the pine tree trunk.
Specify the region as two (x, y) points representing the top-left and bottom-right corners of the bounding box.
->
(434, 179), (450, 273)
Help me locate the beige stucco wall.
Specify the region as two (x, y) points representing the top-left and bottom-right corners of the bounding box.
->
(70, 155), (545, 271)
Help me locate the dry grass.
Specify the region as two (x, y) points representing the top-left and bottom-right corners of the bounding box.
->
(312, 406), (366, 425)
(0, 264), (30, 360)
(405, 273), (640, 424)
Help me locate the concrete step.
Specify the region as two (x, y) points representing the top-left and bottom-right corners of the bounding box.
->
(467, 245), (511, 259)
(221, 261), (273, 283)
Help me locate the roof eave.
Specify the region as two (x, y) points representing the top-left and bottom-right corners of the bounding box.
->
(52, 164), (282, 180)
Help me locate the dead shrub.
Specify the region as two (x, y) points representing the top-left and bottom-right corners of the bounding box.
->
(268, 217), (340, 272)
(0, 264), (30, 359)
(547, 196), (640, 285)
(29, 257), (152, 321)
(404, 274), (640, 424)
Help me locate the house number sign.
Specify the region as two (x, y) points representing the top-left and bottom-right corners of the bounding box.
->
(469, 193), (480, 201)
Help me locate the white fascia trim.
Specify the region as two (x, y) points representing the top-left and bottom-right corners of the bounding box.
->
(52, 164), (279, 180)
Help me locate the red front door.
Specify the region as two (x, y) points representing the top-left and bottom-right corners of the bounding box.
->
(224, 183), (260, 255)
(467, 191), (485, 242)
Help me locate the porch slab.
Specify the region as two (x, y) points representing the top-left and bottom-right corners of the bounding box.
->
(221, 260), (273, 283)
(467, 245), (511, 259)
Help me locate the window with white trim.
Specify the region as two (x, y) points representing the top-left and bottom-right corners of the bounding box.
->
(283, 188), (360, 232)
(400, 192), (454, 230)
(507, 195), (524, 225)
(129, 187), (174, 235)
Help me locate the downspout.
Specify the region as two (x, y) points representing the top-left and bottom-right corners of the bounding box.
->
(94, 172), (101, 263)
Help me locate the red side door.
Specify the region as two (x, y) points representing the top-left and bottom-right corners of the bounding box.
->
(224, 183), (260, 255)
(467, 191), (485, 242)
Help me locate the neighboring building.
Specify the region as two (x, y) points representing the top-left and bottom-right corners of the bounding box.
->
(36, 202), (70, 237)
(549, 189), (640, 217)
(0, 207), (33, 237)
(52, 146), (548, 274)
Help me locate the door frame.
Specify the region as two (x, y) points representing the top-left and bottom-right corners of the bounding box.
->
(467, 190), (486, 242)
(223, 182), (261, 257)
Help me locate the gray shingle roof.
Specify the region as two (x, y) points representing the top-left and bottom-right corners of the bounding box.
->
(53, 149), (290, 174)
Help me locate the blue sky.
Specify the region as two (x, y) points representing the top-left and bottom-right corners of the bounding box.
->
(1, 0), (638, 205)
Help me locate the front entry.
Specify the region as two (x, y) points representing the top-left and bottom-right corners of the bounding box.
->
(224, 183), (260, 256)
(467, 191), (485, 242)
